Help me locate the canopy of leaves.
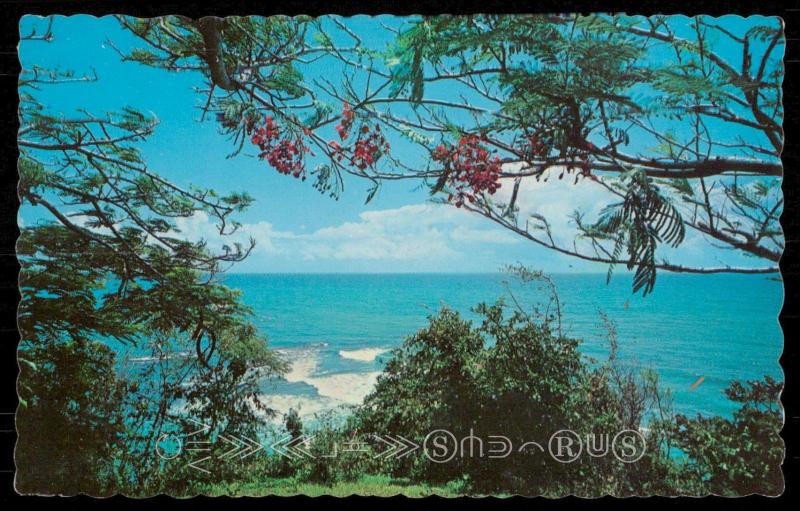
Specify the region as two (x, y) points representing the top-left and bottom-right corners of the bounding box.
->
(17, 18), (287, 493)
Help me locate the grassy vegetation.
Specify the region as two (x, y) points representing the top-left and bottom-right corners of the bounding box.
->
(196, 475), (476, 497)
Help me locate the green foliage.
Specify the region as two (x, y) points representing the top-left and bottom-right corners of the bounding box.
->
(346, 271), (782, 496)
(17, 16), (785, 496)
(106, 276), (783, 497)
(287, 412), (373, 485)
(667, 377), (784, 496)
(382, 14), (784, 292)
(284, 408), (303, 439)
(116, 13), (785, 291)
(193, 474), (470, 497)
(16, 338), (126, 495)
(353, 300), (679, 495)
(584, 170), (686, 295)
(116, 15), (344, 195)
(17, 17), (286, 494)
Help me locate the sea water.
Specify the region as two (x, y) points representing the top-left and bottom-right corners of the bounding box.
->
(217, 272), (783, 421)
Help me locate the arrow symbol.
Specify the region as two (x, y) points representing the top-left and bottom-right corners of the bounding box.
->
(394, 435), (420, 459)
(188, 455), (212, 474)
(287, 434), (315, 458)
(186, 418), (211, 437)
(239, 436), (264, 459)
(373, 434), (403, 459)
(270, 434), (297, 459)
(181, 418), (212, 460)
(220, 434), (249, 459)
(373, 435), (420, 459)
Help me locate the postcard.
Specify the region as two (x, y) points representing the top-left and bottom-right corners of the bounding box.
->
(16, 13), (784, 497)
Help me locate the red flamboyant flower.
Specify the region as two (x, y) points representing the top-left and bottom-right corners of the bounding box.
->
(350, 125), (388, 170)
(335, 101), (355, 141)
(330, 104), (389, 171)
(250, 115), (307, 179)
(432, 134), (502, 207)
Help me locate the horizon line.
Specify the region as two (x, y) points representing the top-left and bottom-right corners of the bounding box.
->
(224, 271), (608, 275)
(217, 270), (771, 276)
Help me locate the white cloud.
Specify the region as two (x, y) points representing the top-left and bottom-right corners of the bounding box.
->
(173, 211), (295, 255)
(495, 165), (615, 245)
(449, 225), (519, 244)
(169, 170), (770, 273)
(491, 165), (780, 270)
(171, 203), (520, 266)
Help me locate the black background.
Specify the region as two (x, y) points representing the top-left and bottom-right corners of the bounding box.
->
(0, 1), (796, 507)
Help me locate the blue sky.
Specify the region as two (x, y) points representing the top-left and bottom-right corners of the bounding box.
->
(18, 15), (782, 274)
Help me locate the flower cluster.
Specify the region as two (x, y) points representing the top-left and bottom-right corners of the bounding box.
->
(329, 103), (390, 171)
(251, 116), (307, 179)
(352, 125), (389, 170)
(335, 102), (355, 141)
(432, 135), (502, 208)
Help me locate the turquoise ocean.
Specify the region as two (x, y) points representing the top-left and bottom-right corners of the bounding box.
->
(206, 272), (783, 421)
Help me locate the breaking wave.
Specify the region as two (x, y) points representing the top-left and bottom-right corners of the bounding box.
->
(338, 347), (389, 362)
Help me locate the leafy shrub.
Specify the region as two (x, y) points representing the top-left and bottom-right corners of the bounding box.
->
(667, 376), (783, 496)
(348, 269), (783, 495)
(353, 300), (684, 495)
(16, 339), (125, 495)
